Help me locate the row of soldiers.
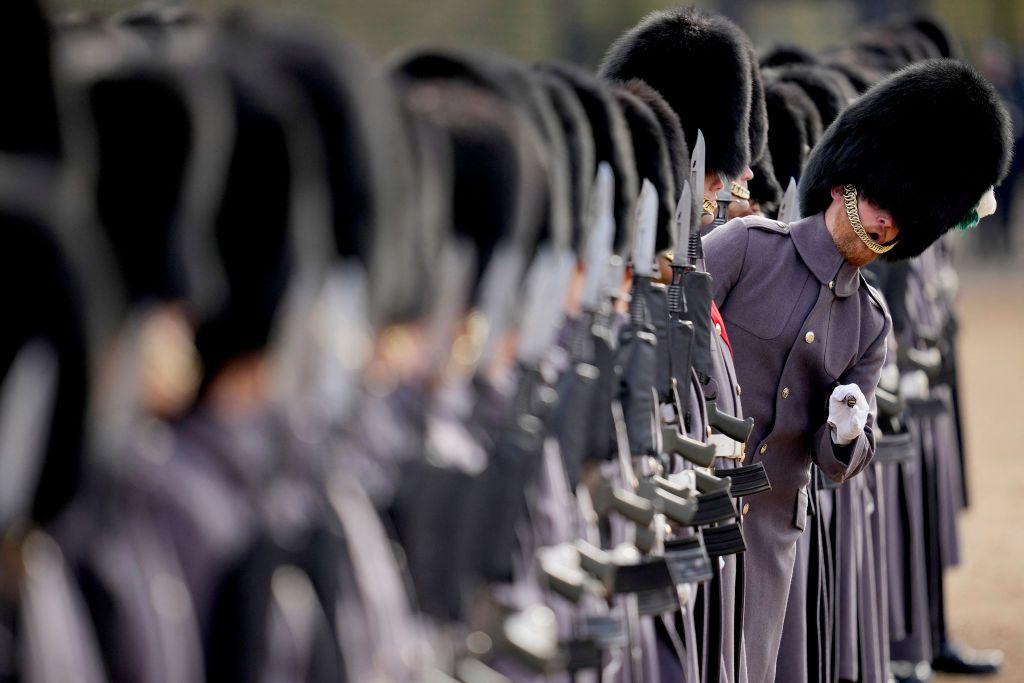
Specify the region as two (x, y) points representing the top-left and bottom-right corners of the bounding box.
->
(0, 1), (1013, 681)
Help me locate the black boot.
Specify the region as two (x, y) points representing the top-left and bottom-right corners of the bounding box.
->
(931, 641), (1002, 676)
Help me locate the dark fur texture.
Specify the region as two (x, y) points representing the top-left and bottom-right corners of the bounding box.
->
(906, 15), (960, 59)
(772, 63), (851, 128)
(821, 53), (882, 94)
(749, 150), (782, 216)
(540, 72), (596, 253)
(615, 88), (676, 252)
(599, 6), (752, 178)
(623, 79), (689, 204)
(407, 81), (544, 284)
(760, 44), (819, 69)
(393, 49), (570, 251)
(763, 80), (815, 187)
(541, 63), (637, 256)
(800, 59), (1013, 260)
(2, 0), (62, 157)
(748, 48), (769, 164)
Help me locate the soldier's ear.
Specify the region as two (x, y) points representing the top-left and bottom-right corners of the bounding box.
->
(830, 185), (844, 202)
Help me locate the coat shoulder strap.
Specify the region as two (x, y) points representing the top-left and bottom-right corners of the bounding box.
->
(740, 216), (790, 235)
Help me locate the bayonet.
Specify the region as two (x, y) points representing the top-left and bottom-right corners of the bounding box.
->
(778, 177), (800, 224)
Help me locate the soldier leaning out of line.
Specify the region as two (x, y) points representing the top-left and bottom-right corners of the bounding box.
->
(701, 59), (1011, 683)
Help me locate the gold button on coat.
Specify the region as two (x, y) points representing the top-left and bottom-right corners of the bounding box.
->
(735, 384), (742, 396)
(742, 503), (750, 516)
(759, 443), (767, 455)
(715, 322), (722, 335)
(828, 280), (835, 290)
(782, 387), (790, 399)
(804, 331), (815, 343)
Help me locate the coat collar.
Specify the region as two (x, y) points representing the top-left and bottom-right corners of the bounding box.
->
(789, 212), (861, 298)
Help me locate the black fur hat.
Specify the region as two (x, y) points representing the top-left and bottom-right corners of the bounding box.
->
(748, 49), (769, 164)
(539, 72), (596, 254)
(393, 49), (571, 252)
(905, 15), (960, 59)
(614, 88), (676, 252)
(1, 0), (62, 158)
(405, 81), (545, 288)
(821, 53), (881, 95)
(623, 79), (689, 204)
(760, 44), (819, 69)
(771, 63), (852, 128)
(764, 79), (820, 186)
(541, 63), (637, 256)
(800, 59), (1013, 260)
(599, 6), (753, 179)
(86, 63), (194, 305)
(748, 150), (783, 216)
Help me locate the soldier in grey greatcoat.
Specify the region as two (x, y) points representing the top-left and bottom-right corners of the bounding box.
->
(702, 60), (1011, 682)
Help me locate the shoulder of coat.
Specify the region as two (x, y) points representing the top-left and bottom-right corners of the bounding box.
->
(860, 273), (891, 319)
(739, 216), (790, 235)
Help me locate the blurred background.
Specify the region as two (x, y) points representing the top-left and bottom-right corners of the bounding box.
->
(48, 0), (1024, 67)
(42, 1), (1024, 680)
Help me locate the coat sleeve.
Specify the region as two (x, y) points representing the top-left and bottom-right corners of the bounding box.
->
(812, 310), (892, 483)
(702, 218), (750, 305)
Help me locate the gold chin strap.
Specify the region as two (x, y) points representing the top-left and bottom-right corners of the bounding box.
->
(702, 197), (717, 216)
(730, 182), (750, 200)
(843, 184), (897, 255)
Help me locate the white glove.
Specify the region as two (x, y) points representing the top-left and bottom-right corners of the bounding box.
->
(828, 384), (868, 445)
(899, 369), (930, 400)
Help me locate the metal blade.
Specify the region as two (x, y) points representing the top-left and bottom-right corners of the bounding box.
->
(778, 177), (799, 224)
(581, 162), (615, 311)
(517, 246), (576, 365)
(689, 130), (706, 218)
(632, 179), (658, 278)
(673, 180), (692, 264)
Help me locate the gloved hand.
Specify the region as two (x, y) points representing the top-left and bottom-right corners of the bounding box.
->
(828, 383), (868, 445)
(899, 369), (930, 400)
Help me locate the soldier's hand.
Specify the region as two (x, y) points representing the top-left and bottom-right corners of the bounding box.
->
(827, 383), (868, 445)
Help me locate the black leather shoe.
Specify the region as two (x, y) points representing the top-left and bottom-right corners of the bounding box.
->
(931, 641), (1003, 675)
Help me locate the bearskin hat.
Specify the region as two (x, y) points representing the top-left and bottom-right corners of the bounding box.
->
(539, 72), (596, 254)
(404, 81), (547, 303)
(905, 15), (960, 59)
(87, 63), (193, 304)
(1, 0), (62, 158)
(800, 59), (1013, 260)
(764, 79), (820, 186)
(748, 48), (769, 164)
(623, 79), (689, 204)
(394, 49), (571, 252)
(748, 150), (783, 216)
(614, 88), (676, 252)
(599, 6), (753, 179)
(760, 44), (819, 69)
(541, 63), (637, 256)
(821, 52), (882, 94)
(770, 63), (853, 128)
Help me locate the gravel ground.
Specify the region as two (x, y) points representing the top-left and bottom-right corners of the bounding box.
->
(937, 261), (1024, 682)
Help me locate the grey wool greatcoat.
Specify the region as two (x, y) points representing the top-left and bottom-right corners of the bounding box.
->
(702, 212), (891, 683)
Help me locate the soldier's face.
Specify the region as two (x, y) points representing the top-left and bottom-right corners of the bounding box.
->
(827, 186), (901, 266)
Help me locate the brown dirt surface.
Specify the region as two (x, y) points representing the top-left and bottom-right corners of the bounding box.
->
(938, 261), (1024, 682)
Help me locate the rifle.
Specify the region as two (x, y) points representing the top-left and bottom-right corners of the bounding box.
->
(678, 133), (754, 446)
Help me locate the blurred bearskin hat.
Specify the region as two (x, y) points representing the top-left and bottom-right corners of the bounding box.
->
(599, 7), (754, 179)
